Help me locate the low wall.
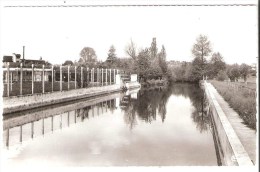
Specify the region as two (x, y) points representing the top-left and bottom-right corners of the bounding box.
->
(204, 82), (253, 166)
(3, 85), (121, 114)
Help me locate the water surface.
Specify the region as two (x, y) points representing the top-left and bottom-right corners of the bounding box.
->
(2, 84), (218, 167)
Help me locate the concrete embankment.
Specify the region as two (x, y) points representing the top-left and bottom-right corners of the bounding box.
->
(204, 82), (254, 166)
(3, 84), (140, 114)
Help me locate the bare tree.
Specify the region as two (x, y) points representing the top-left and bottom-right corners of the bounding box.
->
(125, 39), (137, 60)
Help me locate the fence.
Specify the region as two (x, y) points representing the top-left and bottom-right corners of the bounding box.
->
(225, 81), (256, 97)
(2, 62), (121, 97)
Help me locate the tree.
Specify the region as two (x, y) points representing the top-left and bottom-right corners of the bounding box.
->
(239, 63), (251, 82)
(125, 39), (137, 60)
(133, 48), (151, 82)
(208, 52), (226, 78)
(106, 45), (117, 65)
(150, 37), (158, 60)
(227, 64), (240, 81)
(158, 45), (168, 75)
(192, 35), (212, 79)
(62, 60), (73, 66)
(79, 47), (97, 67)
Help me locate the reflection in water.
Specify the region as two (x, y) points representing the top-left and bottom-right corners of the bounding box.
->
(2, 84), (218, 166)
(121, 84), (211, 132)
(3, 97), (117, 148)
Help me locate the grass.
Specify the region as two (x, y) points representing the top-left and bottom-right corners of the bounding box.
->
(210, 80), (256, 130)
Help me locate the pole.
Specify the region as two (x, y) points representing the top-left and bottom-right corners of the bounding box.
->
(68, 65), (70, 90)
(105, 68), (107, 85)
(75, 66), (77, 89)
(7, 62), (10, 97)
(20, 63), (23, 95)
(32, 64), (34, 94)
(109, 69), (112, 85)
(51, 65), (54, 92)
(81, 67), (83, 88)
(60, 66), (62, 91)
(42, 65), (45, 93)
(114, 69), (116, 84)
(101, 68), (103, 86)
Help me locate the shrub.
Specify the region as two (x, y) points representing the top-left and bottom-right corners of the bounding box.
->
(216, 70), (228, 81)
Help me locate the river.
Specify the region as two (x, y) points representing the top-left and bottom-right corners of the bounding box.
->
(2, 83), (218, 167)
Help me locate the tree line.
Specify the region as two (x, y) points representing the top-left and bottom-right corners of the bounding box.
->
(62, 35), (254, 84)
(170, 35), (255, 83)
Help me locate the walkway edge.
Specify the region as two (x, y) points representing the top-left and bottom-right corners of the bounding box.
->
(204, 82), (253, 166)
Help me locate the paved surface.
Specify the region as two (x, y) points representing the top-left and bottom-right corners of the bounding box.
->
(209, 83), (256, 164)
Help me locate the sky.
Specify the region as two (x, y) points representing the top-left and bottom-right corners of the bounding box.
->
(0, 0), (258, 65)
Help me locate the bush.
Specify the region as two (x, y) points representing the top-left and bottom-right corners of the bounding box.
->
(216, 70), (228, 81)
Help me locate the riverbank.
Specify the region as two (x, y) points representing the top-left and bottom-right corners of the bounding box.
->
(204, 81), (255, 165)
(210, 80), (256, 129)
(3, 83), (141, 114)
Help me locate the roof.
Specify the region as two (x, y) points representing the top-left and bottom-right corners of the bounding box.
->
(2, 56), (13, 62)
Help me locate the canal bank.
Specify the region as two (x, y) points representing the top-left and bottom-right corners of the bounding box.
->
(203, 81), (255, 166)
(3, 82), (141, 114)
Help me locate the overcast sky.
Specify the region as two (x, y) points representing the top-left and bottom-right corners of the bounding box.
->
(0, 1), (258, 65)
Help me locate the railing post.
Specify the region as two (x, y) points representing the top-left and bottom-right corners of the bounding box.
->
(32, 64), (34, 94)
(51, 65), (54, 92)
(7, 62), (10, 97)
(75, 66), (77, 89)
(68, 65), (70, 90)
(101, 68), (103, 86)
(81, 67), (83, 88)
(109, 69), (112, 85)
(113, 69), (116, 84)
(42, 65), (45, 93)
(97, 68), (99, 86)
(10, 71), (13, 91)
(60, 66), (62, 91)
(105, 68), (107, 85)
(20, 63), (23, 95)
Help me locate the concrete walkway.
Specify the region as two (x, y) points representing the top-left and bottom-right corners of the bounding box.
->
(209, 83), (256, 164)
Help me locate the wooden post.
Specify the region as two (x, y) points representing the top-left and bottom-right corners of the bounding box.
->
(32, 64), (34, 94)
(51, 65), (54, 92)
(60, 66), (62, 91)
(92, 68), (94, 84)
(101, 68), (103, 86)
(68, 65), (70, 90)
(7, 62), (10, 97)
(42, 65), (45, 93)
(75, 66), (77, 89)
(81, 67), (83, 88)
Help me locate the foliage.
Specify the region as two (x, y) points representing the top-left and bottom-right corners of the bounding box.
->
(227, 64), (240, 81)
(216, 70), (228, 81)
(191, 35), (212, 80)
(239, 63), (251, 82)
(211, 80), (256, 129)
(106, 45), (117, 67)
(207, 52), (226, 79)
(62, 60), (74, 66)
(79, 47), (97, 68)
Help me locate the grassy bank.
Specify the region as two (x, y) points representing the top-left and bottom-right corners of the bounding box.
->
(210, 80), (256, 130)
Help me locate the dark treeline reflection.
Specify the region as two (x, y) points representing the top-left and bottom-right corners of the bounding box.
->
(120, 84), (211, 132)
